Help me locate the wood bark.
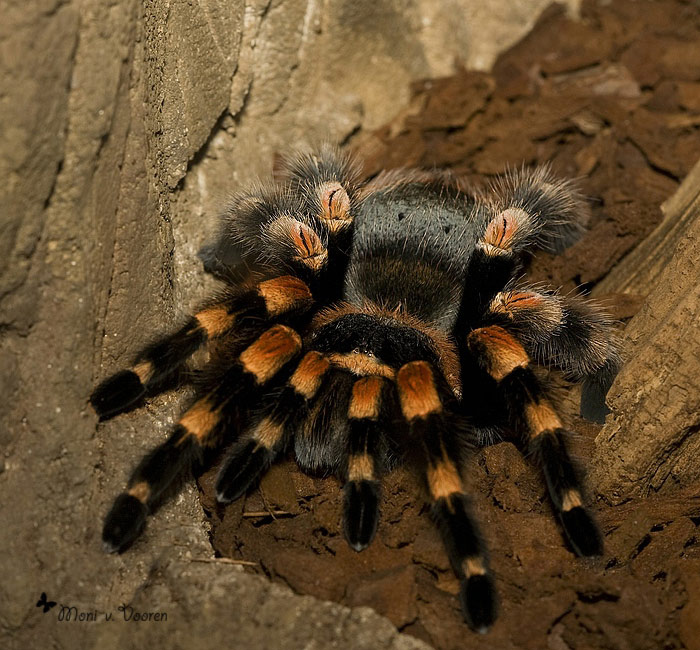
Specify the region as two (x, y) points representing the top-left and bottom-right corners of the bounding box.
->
(591, 159), (700, 504)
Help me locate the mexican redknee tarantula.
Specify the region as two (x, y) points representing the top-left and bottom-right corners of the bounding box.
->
(92, 145), (620, 632)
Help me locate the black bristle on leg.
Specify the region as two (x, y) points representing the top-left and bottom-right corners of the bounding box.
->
(90, 370), (146, 420)
(102, 429), (203, 553)
(460, 573), (498, 634)
(561, 506), (603, 557)
(90, 318), (207, 420)
(343, 480), (380, 552)
(530, 428), (603, 557)
(215, 440), (274, 504)
(462, 249), (518, 320)
(139, 318), (207, 388)
(580, 358), (619, 424)
(132, 428), (201, 492)
(431, 495), (481, 563)
(102, 494), (148, 553)
(432, 494), (497, 632)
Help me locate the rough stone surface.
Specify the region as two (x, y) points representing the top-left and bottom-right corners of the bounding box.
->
(0, 1), (571, 648)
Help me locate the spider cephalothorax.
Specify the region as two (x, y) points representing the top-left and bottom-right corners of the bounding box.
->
(91, 145), (620, 632)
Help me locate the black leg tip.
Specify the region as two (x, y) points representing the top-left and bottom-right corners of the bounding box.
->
(561, 506), (603, 557)
(343, 480), (380, 552)
(460, 573), (498, 633)
(581, 376), (613, 424)
(215, 441), (270, 504)
(102, 493), (148, 553)
(90, 370), (145, 420)
(215, 488), (239, 505)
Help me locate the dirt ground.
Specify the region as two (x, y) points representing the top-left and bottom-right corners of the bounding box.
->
(198, 2), (700, 649)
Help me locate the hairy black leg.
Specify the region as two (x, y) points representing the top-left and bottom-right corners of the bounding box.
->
(459, 205), (540, 325)
(214, 418), (283, 505)
(486, 165), (589, 252)
(91, 276), (313, 420)
(215, 351), (331, 503)
(466, 325), (603, 557)
(102, 398), (221, 553)
(342, 376), (390, 551)
(102, 324), (303, 552)
(95, 153), (360, 422)
(396, 361), (497, 633)
(485, 288), (621, 423)
(528, 427), (602, 557)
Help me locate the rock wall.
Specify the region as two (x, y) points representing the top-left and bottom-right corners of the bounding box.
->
(0, 0), (576, 647)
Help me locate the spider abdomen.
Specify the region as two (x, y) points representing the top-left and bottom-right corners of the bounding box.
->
(346, 184), (484, 330)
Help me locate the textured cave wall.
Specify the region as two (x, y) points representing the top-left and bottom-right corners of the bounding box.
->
(0, 0), (579, 647)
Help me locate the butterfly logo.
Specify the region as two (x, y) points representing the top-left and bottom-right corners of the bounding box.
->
(36, 592), (57, 613)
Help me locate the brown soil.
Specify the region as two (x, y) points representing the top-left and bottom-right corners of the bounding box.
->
(199, 2), (700, 648)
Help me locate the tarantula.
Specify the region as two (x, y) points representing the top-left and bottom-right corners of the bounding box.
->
(91, 145), (619, 632)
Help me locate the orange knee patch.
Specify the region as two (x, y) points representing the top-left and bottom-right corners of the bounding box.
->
(319, 181), (352, 233)
(490, 291), (545, 315)
(397, 361), (442, 421)
(252, 417), (285, 450)
(240, 325), (302, 384)
(480, 208), (529, 255)
(128, 481), (151, 503)
(467, 326), (529, 381)
(195, 306), (236, 337)
(561, 489), (583, 511)
(268, 217), (328, 272)
(427, 460), (463, 499)
(525, 400), (562, 437)
(179, 398), (220, 442)
(328, 352), (395, 379)
(462, 556), (487, 577)
(132, 360), (153, 383)
(347, 453), (374, 482)
(348, 376), (384, 420)
(290, 351), (330, 399)
(258, 276), (313, 317)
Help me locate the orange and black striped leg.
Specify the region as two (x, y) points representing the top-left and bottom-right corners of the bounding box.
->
(466, 325), (602, 557)
(102, 324), (303, 552)
(90, 275), (313, 420)
(215, 351), (331, 503)
(485, 289), (621, 423)
(396, 361), (497, 633)
(343, 376), (388, 551)
(214, 417), (284, 505)
(512, 384), (603, 557)
(102, 395), (226, 553)
(528, 427), (602, 557)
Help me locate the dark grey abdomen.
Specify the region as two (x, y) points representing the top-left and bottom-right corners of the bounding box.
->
(344, 184), (482, 330)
